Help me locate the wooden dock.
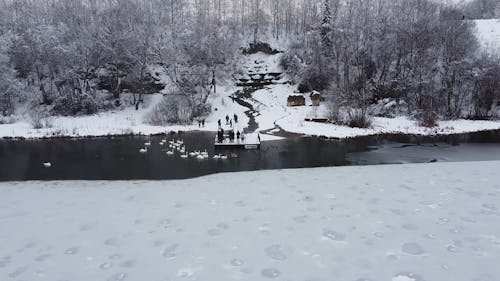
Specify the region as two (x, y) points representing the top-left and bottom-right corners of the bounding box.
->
(214, 133), (261, 150)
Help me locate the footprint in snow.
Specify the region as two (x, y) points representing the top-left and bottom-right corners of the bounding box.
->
(217, 223), (229, 230)
(8, 266), (29, 278)
(64, 247), (79, 255)
(162, 243), (179, 260)
(322, 229), (346, 241)
(105, 237), (119, 246)
(401, 242), (425, 255)
(261, 268), (280, 278)
(79, 223), (96, 232)
(234, 200), (247, 207)
(109, 254), (122, 260)
(265, 244), (292, 261)
(402, 224), (419, 231)
(35, 254), (51, 262)
(293, 215), (307, 223)
(230, 258), (244, 267)
(207, 228), (222, 237)
(24, 241), (36, 249)
(392, 272), (424, 281)
(100, 262), (113, 270)
(119, 260), (136, 268)
(107, 272), (127, 281)
(0, 256), (11, 268)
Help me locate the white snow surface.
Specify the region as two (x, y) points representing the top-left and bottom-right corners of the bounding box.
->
(475, 19), (500, 55)
(1, 161), (500, 281)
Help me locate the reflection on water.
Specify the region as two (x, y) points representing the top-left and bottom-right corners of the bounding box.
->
(1, 130), (500, 181)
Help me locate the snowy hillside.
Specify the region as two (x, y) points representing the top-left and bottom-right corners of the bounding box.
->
(0, 89), (252, 139)
(475, 19), (500, 54)
(1, 161), (500, 281)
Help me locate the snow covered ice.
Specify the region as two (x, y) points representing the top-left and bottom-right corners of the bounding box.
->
(1, 161), (500, 281)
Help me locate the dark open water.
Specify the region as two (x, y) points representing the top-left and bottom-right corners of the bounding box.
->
(1, 130), (500, 181)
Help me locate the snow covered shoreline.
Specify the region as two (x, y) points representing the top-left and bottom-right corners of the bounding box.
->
(1, 161), (500, 281)
(1, 112), (500, 140)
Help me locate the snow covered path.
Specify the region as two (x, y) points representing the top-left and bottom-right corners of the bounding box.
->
(1, 161), (500, 281)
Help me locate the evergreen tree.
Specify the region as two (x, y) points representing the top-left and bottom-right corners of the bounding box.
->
(320, 0), (332, 56)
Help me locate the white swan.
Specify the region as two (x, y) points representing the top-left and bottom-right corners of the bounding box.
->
(196, 154), (205, 160)
(220, 155), (228, 160)
(213, 154), (221, 159)
(189, 151), (197, 157)
(180, 153), (188, 159)
(166, 150), (175, 155)
(139, 148), (148, 154)
(43, 162), (52, 168)
(144, 142), (152, 147)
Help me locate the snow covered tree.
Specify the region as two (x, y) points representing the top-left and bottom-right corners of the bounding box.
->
(0, 33), (22, 116)
(320, 0), (332, 55)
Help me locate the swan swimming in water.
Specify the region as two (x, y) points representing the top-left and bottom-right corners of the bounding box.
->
(43, 162), (52, 168)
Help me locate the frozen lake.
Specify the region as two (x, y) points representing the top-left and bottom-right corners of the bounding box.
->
(1, 130), (500, 181)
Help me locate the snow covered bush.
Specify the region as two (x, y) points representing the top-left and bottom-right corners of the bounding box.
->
(345, 108), (373, 129)
(52, 94), (99, 116)
(370, 99), (408, 118)
(28, 108), (54, 129)
(416, 112), (439, 128)
(147, 95), (194, 126)
(0, 115), (16, 125)
(242, 42), (281, 55)
(297, 70), (330, 93)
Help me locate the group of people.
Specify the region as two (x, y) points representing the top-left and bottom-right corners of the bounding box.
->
(197, 119), (206, 128)
(216, 128), (245, 143)
(216, 113), (244, 143)
(218, 114), (239, 129)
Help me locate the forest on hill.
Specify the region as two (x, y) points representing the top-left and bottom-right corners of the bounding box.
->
(0, 0), (499, 129)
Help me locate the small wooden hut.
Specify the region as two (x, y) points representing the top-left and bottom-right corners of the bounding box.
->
(310, 91), (322, 106)
(287, 95), (306, 107)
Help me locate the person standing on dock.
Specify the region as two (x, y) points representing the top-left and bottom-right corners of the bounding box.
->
(226, 115), (230, 125)
(237, 131), (241, 140)
(202, 119), (205, 127)
(230, 120), (233, 128)
(218, 119), (221, 129)
(217, 129), (224, 143)
(234, 114), (238, 124)
(258, 134), (261, 142)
